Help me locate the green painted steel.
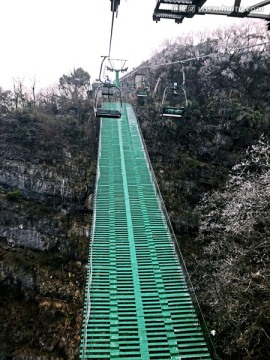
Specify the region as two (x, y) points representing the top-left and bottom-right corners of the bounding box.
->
(80, 102), (212, 359)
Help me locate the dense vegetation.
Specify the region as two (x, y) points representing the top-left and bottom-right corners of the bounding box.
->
(0, 22), (269, 359)
(0, 68), (97, 358)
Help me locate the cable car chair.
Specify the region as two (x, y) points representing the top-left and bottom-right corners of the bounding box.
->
(94, 83), (122, 119)
(161, 64), (188, 118)
(93, 56), (123, 119)
(134, 73), (149, 98)
(137, 88), (149, 97)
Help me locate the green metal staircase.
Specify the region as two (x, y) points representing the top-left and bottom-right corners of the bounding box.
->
(80, 102), (212, 359)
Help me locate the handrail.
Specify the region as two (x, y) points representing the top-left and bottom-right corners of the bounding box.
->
(81, 119), (102, 359)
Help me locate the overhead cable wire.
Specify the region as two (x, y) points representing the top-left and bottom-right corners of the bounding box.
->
(121, 40), (270, 80)
(158, 40), (270, 66)
(108, 10), (116, 58)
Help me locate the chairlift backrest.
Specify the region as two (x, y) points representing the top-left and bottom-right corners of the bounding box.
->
(96, 108), (121, 119)
(102, 83), (114, 96)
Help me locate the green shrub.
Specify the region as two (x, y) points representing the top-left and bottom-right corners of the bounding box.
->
(6, 189), (23, 200)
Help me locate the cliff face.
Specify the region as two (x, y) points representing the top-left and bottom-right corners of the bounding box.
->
(0, 110), (99, 358)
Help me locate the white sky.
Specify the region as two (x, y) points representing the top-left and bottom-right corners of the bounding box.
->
(0, 0), (269, 91)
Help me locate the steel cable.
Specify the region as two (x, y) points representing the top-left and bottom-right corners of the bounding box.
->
(108, 10), (116, 58)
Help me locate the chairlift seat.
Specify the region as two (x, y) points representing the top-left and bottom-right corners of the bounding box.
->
(96, 109), (121, 119)
(162, 106), (185, 118)
(137, 90), (148, 97)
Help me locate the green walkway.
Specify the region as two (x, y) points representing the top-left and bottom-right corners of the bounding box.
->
(80, 103), (212, 359)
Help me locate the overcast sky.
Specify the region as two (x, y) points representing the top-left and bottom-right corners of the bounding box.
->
(0, 0), (269, 91)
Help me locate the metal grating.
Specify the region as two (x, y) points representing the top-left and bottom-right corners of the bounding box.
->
(80, 102), (212, 359)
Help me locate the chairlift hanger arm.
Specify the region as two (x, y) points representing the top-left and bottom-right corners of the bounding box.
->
(162, 86), (170, 104)
(180, 63), (185, 86)
(108, 1), (122, 58)
(99, 56), (108, 83)
(153, 75), (163, 97)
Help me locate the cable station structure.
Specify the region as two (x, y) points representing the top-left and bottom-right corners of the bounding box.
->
(153, 0), (270, 28)
(80, 1), (269, 358)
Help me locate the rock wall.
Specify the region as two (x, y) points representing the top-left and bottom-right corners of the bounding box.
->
(0, 110), (98, 358)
